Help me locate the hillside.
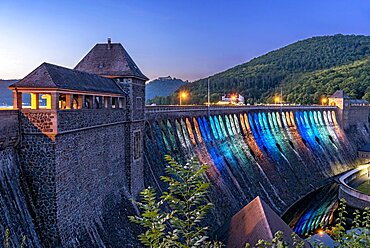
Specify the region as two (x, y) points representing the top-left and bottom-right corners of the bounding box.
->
(0, 80), (17, 107)
(146, 76), (187, 102)
(151, 34), (370, 105)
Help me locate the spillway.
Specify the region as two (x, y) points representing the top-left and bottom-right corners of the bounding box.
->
(144, 109), (363, 230)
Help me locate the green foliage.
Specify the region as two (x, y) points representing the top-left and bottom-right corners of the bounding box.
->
(130, 155), (217, 248)
(129, 188), (175, 247)
(151, 35), (370, 105)
(161, 155), (214, 247)
(254, 231), (288, 248)
(20, 236), (26, 248)
(4, 228), (10, 248)
(352, 210), (362, 229)
(2, 228), (26, 248)
(332, 199), (347, 243)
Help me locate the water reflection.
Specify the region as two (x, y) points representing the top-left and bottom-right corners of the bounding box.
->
(283, 183), (339, 237)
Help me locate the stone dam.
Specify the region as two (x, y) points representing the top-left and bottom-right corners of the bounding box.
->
(1, 40), (369, 247)
(0, 103), (369, 247)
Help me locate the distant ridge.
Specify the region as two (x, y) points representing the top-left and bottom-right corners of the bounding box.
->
(151, 34), (370, 105)
(146, 76), (187, 102)
(0, 80), (18, 106)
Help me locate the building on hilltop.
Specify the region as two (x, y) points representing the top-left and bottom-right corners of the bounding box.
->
(217, 93), (245, 105)
(7, 38), (147, 247)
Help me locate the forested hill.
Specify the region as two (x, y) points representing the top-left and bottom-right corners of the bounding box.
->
(151, 34), (370, 105)
(146, 77), (187, 102)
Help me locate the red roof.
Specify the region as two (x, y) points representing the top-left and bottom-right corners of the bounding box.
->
(75, 41), (148, 81)
(227, 196), (308, 247)
(9, 63), (125, 95)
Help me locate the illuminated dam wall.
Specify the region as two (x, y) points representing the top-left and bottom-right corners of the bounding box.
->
(144, 106), (368, 229)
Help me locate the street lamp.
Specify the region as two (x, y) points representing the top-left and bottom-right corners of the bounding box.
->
(321, 97), (328, 105)
(179, 91), (188, 105)
(274, 96), (280, 105)
(231, 94), (237, 103)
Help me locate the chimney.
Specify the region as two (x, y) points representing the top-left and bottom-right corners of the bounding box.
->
(107, 38), (111, 50)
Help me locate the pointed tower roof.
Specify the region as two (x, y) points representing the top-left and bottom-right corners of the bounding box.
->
(227, 196), (307, 247)
(329, 90), (350, 99)
(74, 39), (148, 81)
(9, 63), (125, 95)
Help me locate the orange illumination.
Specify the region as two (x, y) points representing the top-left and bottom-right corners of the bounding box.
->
(274, 96), (280, 104)
(321, 98), (328, 105)
(31, 93), (39, 110)
(318, 229), (324, 236)
(181, 92), (188, 98)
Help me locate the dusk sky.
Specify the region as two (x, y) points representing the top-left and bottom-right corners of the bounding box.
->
(1, 0), (370, 81)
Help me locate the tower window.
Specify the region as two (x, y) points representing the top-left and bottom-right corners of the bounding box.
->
(133, 130), (142, 160)
(136, 97), (142, 109)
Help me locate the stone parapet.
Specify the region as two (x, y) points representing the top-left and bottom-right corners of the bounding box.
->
(57, 109), (129, 133)
(145, 105), (337, 121)
(20, 110), (57, 135)
(338, 164), (370, 209)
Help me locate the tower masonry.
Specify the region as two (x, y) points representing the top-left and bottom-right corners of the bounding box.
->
(8, 39), (147, 246)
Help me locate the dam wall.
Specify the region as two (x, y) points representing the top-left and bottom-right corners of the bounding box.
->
(0, 104), (368, 247)
(0, 111), (41, 247)
(17, 109), (143, 247)
(143, 106), (369, 232)
(0, 110), (20, 149)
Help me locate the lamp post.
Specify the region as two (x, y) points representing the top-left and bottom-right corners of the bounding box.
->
(180, 91), (187, 105)
(207, 78), (210, 117)
(274, 96), (280, 105)
(231, 95), (237, 104)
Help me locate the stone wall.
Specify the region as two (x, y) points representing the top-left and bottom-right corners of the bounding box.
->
(338, 165), (370, 210)
(18, 133), (59, 247)
(347, 105), (370, 128)
(16, 108), (143, 247)
(0, 147), (42, 247)
(20, 110), (57, 135)
(0, 110), (20, 149)
(57, 109), (128, 132)
(55, 124), (130, 246)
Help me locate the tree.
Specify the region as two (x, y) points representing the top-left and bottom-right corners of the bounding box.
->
(130, 155), (216, 248)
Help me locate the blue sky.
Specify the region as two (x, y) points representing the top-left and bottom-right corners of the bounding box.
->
(1, 0), (370, 81)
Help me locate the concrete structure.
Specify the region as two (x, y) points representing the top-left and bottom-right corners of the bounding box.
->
(328, 90), (370, 130)
(338, 164), (370, 210)
(358, 143), (370, 162)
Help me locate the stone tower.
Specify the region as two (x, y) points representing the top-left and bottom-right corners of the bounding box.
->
(328, 90), (350, 129)
(328, 90), (370, 130)
(8, 39), (148, 246)
(75, 38), (148, 195)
